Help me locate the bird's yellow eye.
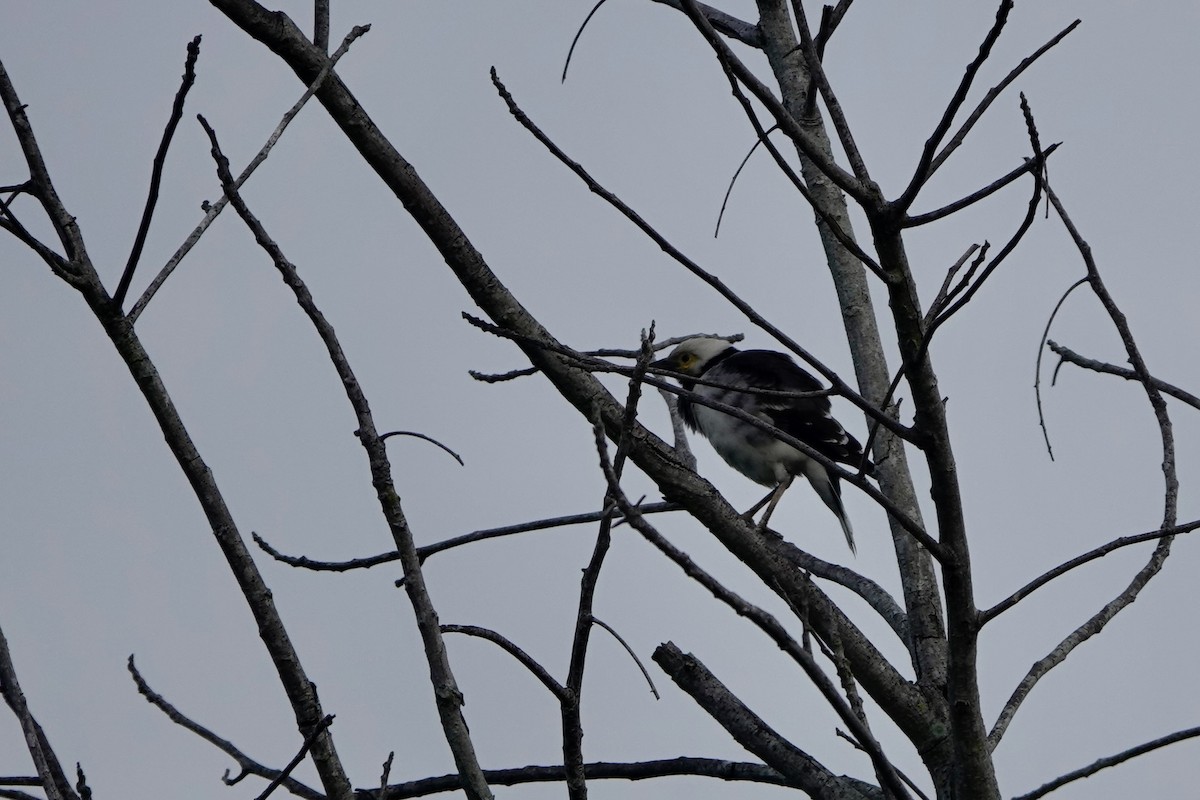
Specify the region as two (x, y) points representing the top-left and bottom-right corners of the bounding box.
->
(679, 354), (696, 368)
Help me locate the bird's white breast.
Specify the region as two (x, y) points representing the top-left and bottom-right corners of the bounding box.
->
(692, 387), (810, 486)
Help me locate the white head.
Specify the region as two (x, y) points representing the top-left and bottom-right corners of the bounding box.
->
(651, 337), (736, 377)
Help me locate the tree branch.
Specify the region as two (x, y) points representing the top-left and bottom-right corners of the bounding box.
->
(980, 517), (1200, 624)
(927, 19), (1079, 179)
(786, 0), (871, 184)
(252, 715), (335, 800)
(200, 114), (491, 800)
(489, 69), (887, 411)
(988, 183), (1179, 750)
(0, 59), (88, 268)
(895, 0), (1013, 210)
(649, 0), (762, 47)
(128, 24), (369, 323)
(595, 427), (911, 799)
(678, 0), (871, 204)
(205, 0), (942, 761)
(1047, 341), (1200, 411)
(1012, 725), (1200, 800)
(112, 35), (202, 310)
(362, 758), (798, 799)
(251, 505), (679, 575)
(0, 624), (78, 800)
(654, 644), (883, 800)
(313, 0), (329, 52)
(590, 617), (660, 699)
(127, 657), (324, 800)
(441, 626), (566, 700)
(1034, 278), (1090, 460)
(904, 143), (1059, 228)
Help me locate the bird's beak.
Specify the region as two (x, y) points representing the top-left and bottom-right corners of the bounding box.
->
(650, 355), (674, 371)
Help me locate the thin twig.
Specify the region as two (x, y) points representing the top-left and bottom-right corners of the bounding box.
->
(904, 142), (1059, 228)
(676, 0), (871, 204)
(771, 541), (909, 643)
(980, 517), (1200, 625)
(803, 0), (855, 119)
(561, 0), (610, 82)
(0, 185), (76, 282)
(787, 0), (871, 184)
(563, 328), (656, 800)
(928, 20), (1080, 178)
(1044, 184), (1177, 524)
(1033, 278), (1089, 460)
(470, 332), (741, 383)
(924, 243), (984, 325)
(1048, 341), (1200, 411)
(112, 35), (202, 310)
(127, 656), (324, 800)
(252, 715), (334, 800)
(0, 59), (89, 278)
(589, 617), (660, 700)
(896, 0), (1013, 210)
(379, 430), (465, 466)
(657, 386), (697, 471)
(253, 532), (400, 572)
(713, 126), (774, 239)
(379, 752), (395, 800)
(254, 504), (681, 575)
(835, 728), (932, 800)
(1013, 725), (1200, 800)
(441, 625), (566, 699)
(127, 24), (369, 323)
(704, 59), (884, 277)
(926, 94), (1046, 331)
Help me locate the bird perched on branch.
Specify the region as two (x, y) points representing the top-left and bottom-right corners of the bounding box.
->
(652, 337), (873, 553)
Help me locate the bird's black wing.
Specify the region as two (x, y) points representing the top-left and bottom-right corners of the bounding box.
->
(720, 350), (873, 473)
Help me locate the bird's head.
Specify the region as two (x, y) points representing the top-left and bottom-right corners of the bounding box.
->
(651, 337), (736, 377)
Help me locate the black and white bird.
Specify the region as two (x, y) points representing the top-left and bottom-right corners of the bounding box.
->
(653, 337), (873, 553)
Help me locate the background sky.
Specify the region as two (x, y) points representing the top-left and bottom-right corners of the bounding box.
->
(1, 2), (1198, 798)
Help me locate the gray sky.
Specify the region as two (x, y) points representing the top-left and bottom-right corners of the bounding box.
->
(2, 2), (1198, 798)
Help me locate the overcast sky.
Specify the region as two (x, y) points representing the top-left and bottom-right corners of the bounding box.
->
(2, 2), (1198, 798)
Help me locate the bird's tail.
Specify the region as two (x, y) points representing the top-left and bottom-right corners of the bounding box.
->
(805, 465), (857, 555)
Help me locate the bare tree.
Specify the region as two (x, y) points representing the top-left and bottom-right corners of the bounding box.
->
(1, 2), (1195, 800)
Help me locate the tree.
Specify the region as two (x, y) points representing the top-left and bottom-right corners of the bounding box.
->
(1, 2), (1197, 799)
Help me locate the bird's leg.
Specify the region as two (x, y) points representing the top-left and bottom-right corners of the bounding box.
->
(743, 489), (775, 521)
(754, 474), (793, 533)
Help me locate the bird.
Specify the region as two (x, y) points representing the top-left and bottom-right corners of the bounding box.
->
(652, 337), (873, 553)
